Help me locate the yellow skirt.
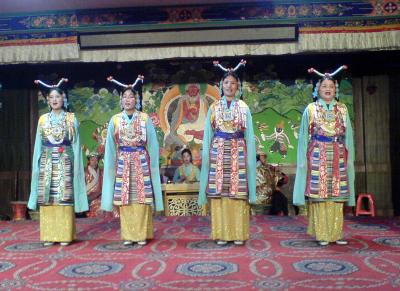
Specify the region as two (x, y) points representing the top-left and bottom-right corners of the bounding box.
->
(307, 201), (344, 242)
(120, 204), (154, 241)
(40, 205), (75, 243)
(210, 197), (250, 241)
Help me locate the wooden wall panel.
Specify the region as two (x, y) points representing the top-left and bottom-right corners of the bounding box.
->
(0, 171), (17, 219)
(389, 75), (400, 216)
(362, 75), (392, 216)
(352, 77), (367, 195)
(0, 89), (31, 171)
(0, 89), (32, 217)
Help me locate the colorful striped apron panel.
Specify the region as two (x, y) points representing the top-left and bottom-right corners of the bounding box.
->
(37, 146), (74, 205)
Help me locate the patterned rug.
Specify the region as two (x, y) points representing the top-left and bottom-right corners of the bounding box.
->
(0, 215), (399, 290)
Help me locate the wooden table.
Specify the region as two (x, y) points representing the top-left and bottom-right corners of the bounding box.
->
(161, 182), (207, 216)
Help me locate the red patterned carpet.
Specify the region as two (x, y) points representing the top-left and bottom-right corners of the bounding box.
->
(0, 215), (399, 290)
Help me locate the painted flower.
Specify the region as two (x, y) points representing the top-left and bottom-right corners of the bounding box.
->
(70, 15), (78, 26)
(45, 18), (55, 27)
(312, 5), (322, 16)
(287, 5), (296, 17)
(58, 147), (64, 153)
(274, 6), (286, 17)
(33, 18), (43, 27)
(149, 112), (160, 127)
(58, 16), (68, 26)
(298, 5), (310, 16)
(324, 5), (337, 15)
(80, 15), (91, 25)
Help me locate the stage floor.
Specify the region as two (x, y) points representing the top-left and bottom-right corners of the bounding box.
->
(0, 215), (399, 290)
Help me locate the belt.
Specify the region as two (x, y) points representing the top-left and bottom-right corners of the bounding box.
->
(214, 131), (244, 140)
(43, 140), (71, 147)
(312, 135), (344, 143)
(119, 146), (146, 152)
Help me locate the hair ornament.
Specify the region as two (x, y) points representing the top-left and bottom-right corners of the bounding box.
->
(213, 59), (246, 73)
(34, 78), (69, 109)
(308, 65), (348, 100)
(34, 78), (68, 88)
(107, 75), (144, 89)
(107, 75), (144, 111)
(308, 65), (347, 79)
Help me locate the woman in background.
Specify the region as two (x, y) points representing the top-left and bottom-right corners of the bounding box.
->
(173, 148), (200, 183)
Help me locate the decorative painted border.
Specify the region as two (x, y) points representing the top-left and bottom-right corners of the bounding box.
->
(0, 1), (398, 33)
(0, 1), (398, 48)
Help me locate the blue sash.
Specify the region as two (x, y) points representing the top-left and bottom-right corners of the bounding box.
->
(119, 145), (146, 152)
(214, 131), (244, 140)
(43, 140), (71, 147)
(312, 135), (344, 143)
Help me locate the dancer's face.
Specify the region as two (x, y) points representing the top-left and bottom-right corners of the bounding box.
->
(318, 79), (336, 102)
(121, 89), (136, 111)
(47, 90), (64, 111)
(222, 75), (239, 99)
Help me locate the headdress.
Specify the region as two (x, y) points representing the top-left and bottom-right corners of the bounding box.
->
(213, 59), (246, 99)
(107, 75), (144, 111)
(86, 151), (102, 159)
(34, 78), (69, 109)
(308, 65), (347, 100)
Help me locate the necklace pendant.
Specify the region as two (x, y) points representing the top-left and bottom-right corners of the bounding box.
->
(223, 110), (233, 121)
(324, 111), (335, 121)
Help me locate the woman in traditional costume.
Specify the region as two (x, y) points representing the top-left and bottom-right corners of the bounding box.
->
(101, 75), (163, 246)
(173, 148), (200, 183)
(293, 65), (355, 246)
(198, 60), (256, 246)
(28, 78), (88, 246)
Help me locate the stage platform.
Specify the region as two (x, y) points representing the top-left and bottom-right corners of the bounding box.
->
(0, 215), (399, 290)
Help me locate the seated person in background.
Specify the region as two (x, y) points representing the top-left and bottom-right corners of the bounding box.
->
(85, 152), (103, 217)
(85, 152), (119, 218)
(160, 167), (170, 184)
(173, 148), (200, 183)
(269, 175), (289, 216)
(256, 150), (277, 205)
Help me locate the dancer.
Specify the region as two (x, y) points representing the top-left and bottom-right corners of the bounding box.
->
(102, 75), (163, 246)
(198, 60), (256, 246)
(28, 78), (88, 246)
(293, 65), (355, 246)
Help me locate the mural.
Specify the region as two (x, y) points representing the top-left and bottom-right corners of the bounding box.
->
(38, 63), (354, 169)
